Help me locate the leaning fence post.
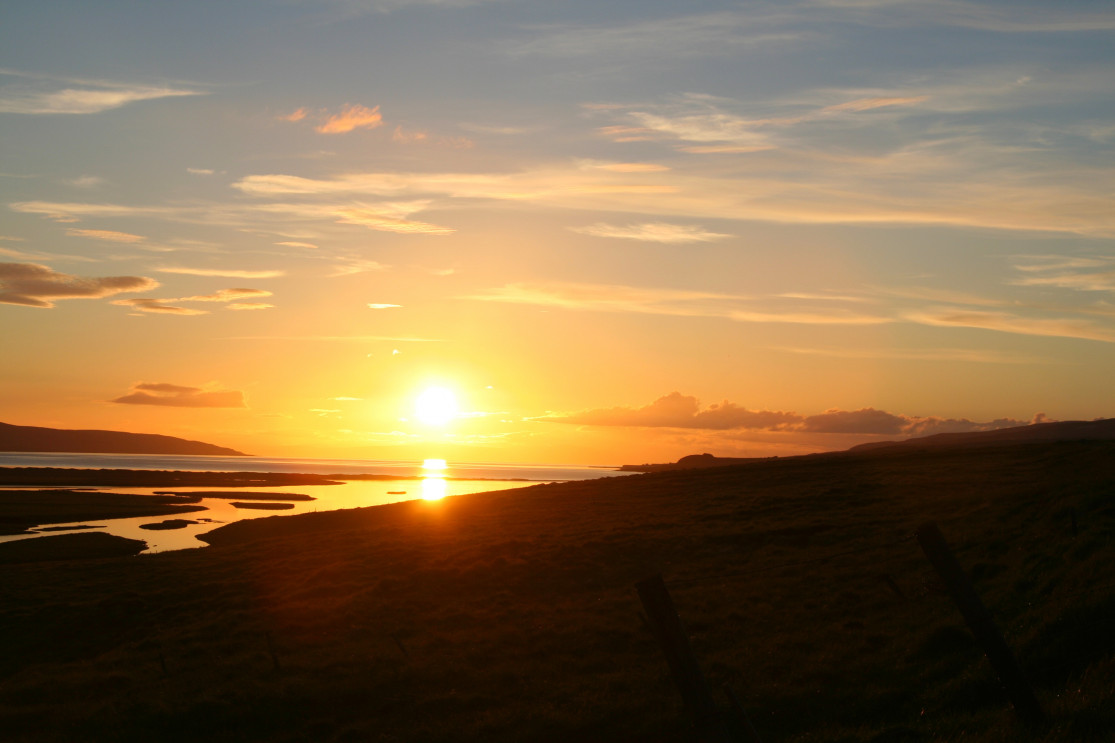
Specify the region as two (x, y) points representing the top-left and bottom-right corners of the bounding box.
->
(916, 522), (1044, 727)
(636, 574), (735, 742)
(723, 683), (763, 743)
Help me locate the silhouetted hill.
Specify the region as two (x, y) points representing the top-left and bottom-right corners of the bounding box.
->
(0, 422), (248, 456)
(619, 452), (759, 472)
(622, 418), (1115, 471)
(848, 418), (1115, 453)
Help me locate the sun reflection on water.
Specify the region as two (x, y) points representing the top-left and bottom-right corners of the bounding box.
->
(420, 459), (449, 500)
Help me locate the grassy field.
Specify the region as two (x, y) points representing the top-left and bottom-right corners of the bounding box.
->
(1, 441), (1112, 742)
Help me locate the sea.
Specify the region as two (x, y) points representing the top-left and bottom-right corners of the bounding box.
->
(0, 453), (632, 554)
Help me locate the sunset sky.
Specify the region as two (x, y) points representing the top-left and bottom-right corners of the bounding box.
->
(2, 1), (1113, 464)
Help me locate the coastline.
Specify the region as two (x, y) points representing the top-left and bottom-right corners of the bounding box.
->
(0, 463), (598, 558)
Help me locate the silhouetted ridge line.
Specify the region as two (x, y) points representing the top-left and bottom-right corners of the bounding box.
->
(848, 418), (1115, 453)
(0, 422), (248, 456)
(621, 418), (1115, 471)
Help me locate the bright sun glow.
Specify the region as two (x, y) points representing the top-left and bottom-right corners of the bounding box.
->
(415, 386), (459, 426)
(422, 458), (447, 471)
(421, 477), (448, 500)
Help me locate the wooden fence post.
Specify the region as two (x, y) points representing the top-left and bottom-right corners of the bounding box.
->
(636, 574), (735, 742)
(916, 522), (1044, 727)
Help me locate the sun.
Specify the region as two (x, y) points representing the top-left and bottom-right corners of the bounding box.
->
(414, 386), (459, 426)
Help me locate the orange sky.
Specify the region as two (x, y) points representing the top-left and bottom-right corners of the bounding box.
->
(2, 1), (1113, 464)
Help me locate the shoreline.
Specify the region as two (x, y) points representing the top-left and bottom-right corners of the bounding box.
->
(0, 467), (560, 559)
(0, 466), (545, 488)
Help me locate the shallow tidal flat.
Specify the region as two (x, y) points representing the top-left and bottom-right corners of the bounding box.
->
(2, 441), (1113, 742)
(0, 489), (207, 537)
(0, 486), (316, 560)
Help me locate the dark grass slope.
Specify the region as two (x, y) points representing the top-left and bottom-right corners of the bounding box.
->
(0, 532), (148, 564)
(1, 440), (1112, 742)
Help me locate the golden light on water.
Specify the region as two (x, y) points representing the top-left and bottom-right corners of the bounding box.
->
(420, 458), (448, 500)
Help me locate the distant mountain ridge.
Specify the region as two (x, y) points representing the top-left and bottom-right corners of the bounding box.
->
(847, 418), (1115, 453)
(0, 422), (248, 457)
(621, 418), (1115, 471)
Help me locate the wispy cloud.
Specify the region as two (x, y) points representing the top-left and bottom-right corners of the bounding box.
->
(178, 288), (273, 302)
(227, 302), (275, 311)
(465, 281), (891, 325)
(728, 309), (890, 325)
(156, 267), (285, 279)
(66, 228), (146, 244)
(773, 346), (1048, 365)
(808, 0), (1115, 34)
(579, 160), (670, 173)
(906, 307), (1115, 343)
(315, 104), (384, 134)
(279, 107), (308, 122)
(329, 257), (389, 276)
(224, 334), (442, 342)
(276, 241), (319, 250)
(333, 202), (454, 234)
(112, 298), (208, 315)
(510, 3), (1115, 65)
(463, 282), (746, 317)
(392, 125), (473, 148)
(114, 287), (273, 315)
(368, 303), (401, 309)
(10, 201), (182, 223)
(509, 11), (803, 58)
(0, 261), (157, 308)
(110, 382), (245, 408)
(1011, 255), (1115, 293)
(0, 70), (202, 114)
(570, 222), (730, 243)
(821, 96), (928, 113)
(230, 136), (1115, 237)
(64, 176), (105, 188)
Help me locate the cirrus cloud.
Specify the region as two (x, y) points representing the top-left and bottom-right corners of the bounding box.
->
(570, 222), (730, 243)
(0, 71), (203, 115)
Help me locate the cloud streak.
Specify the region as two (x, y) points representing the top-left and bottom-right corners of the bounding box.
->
(905, 307), (1115, 343)
(570, 222), (730, 243)
(113, 287), (274, 315)
(0, 262), (157, 308)
(156, 267), (285, 279)
(110, 382), (245, 408)
(0, 70), (202, 114)
(465, 281), (892, 325)
(315, 104), (384, 134)
(66, 228), (146, 243)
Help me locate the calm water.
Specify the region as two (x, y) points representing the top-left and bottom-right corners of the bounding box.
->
(0, 453), (630, 553)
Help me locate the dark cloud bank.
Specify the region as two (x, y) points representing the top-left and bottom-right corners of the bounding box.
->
(545, 392), (1040, 437)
